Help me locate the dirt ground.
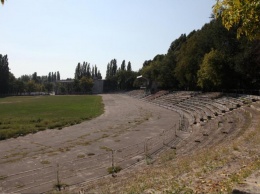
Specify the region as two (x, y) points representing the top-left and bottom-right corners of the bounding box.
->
(0, 94), (179, 193)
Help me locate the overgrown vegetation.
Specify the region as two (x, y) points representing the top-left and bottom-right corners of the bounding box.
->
(0, 95), (104, 140)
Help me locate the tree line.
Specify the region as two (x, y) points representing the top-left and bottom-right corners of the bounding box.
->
(0, 56), (104, 95)
(0, 54), (62, 95)
(139, 17), (260, 92)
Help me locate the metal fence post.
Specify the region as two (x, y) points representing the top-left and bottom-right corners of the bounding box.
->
(111, 150), (115, 177)
(56, 163), (61, 191)
(144, 138), (150, 164)
(163, 130), (166, 146)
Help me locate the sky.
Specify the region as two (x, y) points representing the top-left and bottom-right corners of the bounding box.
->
(0, 0), (216, 80)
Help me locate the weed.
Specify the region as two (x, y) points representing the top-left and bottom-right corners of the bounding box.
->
(101, 134), (109, 138)
(100, 146), (112, 152)
(58, 147), (71, 152)
(79, 141), (91, 146)
(41, 160), (50, 165)
(160, 150), (176, 163)
(107, 166), (122, 174)
(53, 183), (68, 191)
(16, 183), (25, 188)
(77, 154), (85, 158)
(0, 175), (7, 180)
(232, 143), (240, 151)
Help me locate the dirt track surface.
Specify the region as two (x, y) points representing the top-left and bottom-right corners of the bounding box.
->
(0, 94), (179, 193)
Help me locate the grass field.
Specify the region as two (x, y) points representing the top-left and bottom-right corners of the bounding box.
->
(0, 95), (104, 140)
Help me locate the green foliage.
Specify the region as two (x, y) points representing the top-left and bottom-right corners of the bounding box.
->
(139, 18), (260, 91)
(75, 62), (102, 81)
(197, 49), (226, 89)
(80, 76), (94, 93)
(0, 95), (104, 140)
(107, 166), (122, 174)
(213, 0), (260, 40)
(105, 59), (137, 91)
(0, 54), (10, 94)
(106, 59), (118, 79)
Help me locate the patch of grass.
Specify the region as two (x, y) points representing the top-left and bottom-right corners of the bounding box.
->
(0, 95), (104, 140)
(0, 175), (7, 180)
(107, 166), (122, 174)
(101, 134), (109, 138)
(16, 183), (25, 188)
(100, 146), (112, 152)
(48, 152), (58, 157)
(58, 147), (71, 152)
(2, 152), (28, 162)
(77, 154), (85, 158)
(160, 150), (176, 163)
(232, 143), (240, 151)
(78, 141), (91, 146)
(41, 160), (50, 165)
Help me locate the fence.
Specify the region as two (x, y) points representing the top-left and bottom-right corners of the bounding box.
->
(0, 122), (184, 193)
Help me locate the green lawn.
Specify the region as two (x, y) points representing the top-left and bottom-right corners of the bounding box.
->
(0, 95), (104, 140)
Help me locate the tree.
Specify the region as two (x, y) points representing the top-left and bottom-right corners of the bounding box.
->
(1, 0), (4, 5)
(127, 61), (132, 71)
(48, 72), (52, 82)
(112, 59), (117, 75)
(26, 80), (36, 94)
(94, 65), (98, 78)
(91, 66), (95, 78)
(44, 82), (53, 93)
(75, 63), (81, 80)
(80, 76), (94, 93)
(213, 0), (260, 40)
(57, 71), (60, 81)
(53, 72), (57, 82)
(8, 73), (16, 94)
(121, 60), (126, 71)
(15, 79), (25, 95)
(0, 54), (10, 94)
(32, 72), (38, 83)
(197, 49), (226, 90)
(97, 70), (102, 79)
(73, 79), (81, 93)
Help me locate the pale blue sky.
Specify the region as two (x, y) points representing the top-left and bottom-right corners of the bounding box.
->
(0, 0), (216, 79)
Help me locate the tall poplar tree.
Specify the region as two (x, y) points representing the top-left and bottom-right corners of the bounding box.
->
(0, 54), (10, 94)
